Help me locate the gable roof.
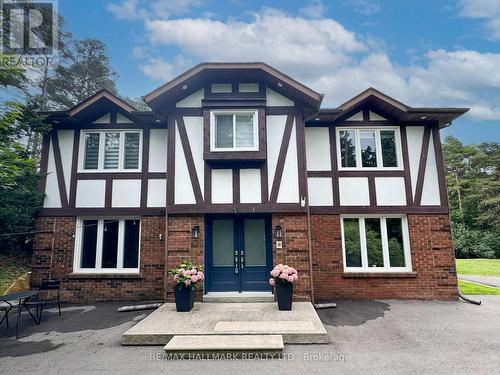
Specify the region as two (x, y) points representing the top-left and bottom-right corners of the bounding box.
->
(144, 62), (323, 112)
(316, 87), (469, 127)
(67, 89), (136, 116)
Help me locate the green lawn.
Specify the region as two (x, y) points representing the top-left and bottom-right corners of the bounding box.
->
(0, 255), (31, 295)
(456, 259), (500, 277)
(459, 280), (500, 295)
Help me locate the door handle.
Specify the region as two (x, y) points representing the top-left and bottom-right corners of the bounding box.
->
(240, 250), (245, 269)
(234, 251), (239, 274)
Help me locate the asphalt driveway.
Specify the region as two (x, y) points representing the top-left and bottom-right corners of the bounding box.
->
(0, 297), (499, 374)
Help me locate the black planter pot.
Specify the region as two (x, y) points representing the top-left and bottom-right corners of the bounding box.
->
(174, 285), (195, 312)
(276, 283), (293, 310)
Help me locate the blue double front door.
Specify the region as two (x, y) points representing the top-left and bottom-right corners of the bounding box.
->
(205, 215), (272, 292)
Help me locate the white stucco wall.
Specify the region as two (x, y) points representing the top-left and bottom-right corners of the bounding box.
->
(308, 177), (333, 206)
(174, 123), (196, 204)
(266, 115), (287, 198)
(112, 179), (141, 207)
(57, 129), (74, 195)
(183, 116), (204, 198)
(266, 88), (294, 107)
(421, 135), (441, 205)
(43, 139), (62, 208)
(212, 169), (233, 204)
(176, 89), (204, 108)
(148, 128), (167, 172)
(277, 121), (299, 203)
(240, 169), (261, 203)
(406, 126), (424, 199)
(305, 127), (331, 171)
(375, 177), (406, 206)
(147, 179), (166, 207)
(339, 177), (370, 206)
(75, 180), (106, 207)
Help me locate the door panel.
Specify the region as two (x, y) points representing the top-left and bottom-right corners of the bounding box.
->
(206, 215), (271, 292)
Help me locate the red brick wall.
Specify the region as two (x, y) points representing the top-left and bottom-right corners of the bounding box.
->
(164, 214), (204, 302)
(272, 213), (312, 301)
(31, 216), (165, 303)
(311, 214), (458, 301)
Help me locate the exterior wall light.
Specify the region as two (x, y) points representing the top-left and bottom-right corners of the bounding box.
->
(275, 225), (283, 239)
(192, 225), (200, 239)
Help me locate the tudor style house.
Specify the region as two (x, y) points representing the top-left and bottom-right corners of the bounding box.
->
(32, 62), (468, 303)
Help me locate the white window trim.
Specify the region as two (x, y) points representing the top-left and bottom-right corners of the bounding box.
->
(73, 217), (141, 274)
(336, 126), (403, 171)
(340, 215), (412, 273)
(210, 110), (259, 152)
(78, 129), (143, 173)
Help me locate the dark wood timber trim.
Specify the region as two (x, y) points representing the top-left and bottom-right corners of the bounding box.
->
(308, 171), (332, 177)
(39, 207), (165, 216)
(140, 127), (150, 208)
(204, 162), (212, 204)
(177, 116), (204, 204)
(110, 111), (117, 124)
(76, 172), (166, 180)
(265, 106), (301, 115)
(399, 125), (413, 205)
(308, 170), (405, 178)
(105, 177), (112, 208)
(329, 126), (340, 206)
(414, 127), (432, 205)
(368, 176), (377, 206)
(295, 113), (307, 200)
(38, 133), (50, 194)
(362, 108), (370, 121)
(166, 117), (176, 205)
(69, 130), (80, 208)
(309, 205), (449, 215)
(166, 203), (306, 214)
(50, 131), (69, 208)
(232, 168), (240, 204)
(260, 162), (268, 203)
(270, 115), (294, 202)
(432, 126), (449, 206)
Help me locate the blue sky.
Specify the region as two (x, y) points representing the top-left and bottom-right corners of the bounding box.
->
(58, 0), (500, 143)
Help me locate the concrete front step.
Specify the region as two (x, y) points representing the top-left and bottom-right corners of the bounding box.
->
(203, 292), (275, 303)
(164, 334), (284, 358)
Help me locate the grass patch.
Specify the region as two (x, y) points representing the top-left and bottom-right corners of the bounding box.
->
(459, 280), (500, 295)
(0, 254), (31, 295)
(456, 259), (500, 277)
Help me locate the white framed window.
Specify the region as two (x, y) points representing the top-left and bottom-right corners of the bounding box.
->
(79, 130), (142, 172)
(210, 110), (258, 152)
(73, 218), (141, 274)
(341, 215), (412, 272)
(337, 127), (402, 170)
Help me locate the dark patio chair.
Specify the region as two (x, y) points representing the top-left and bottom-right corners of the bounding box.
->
(0, 302), (12, 328)
(25, 280), (61, 323)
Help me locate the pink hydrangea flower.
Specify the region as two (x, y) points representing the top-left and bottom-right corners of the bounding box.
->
(191, 275), (198, 283)
(190, 268), (197, 275)
(269, 278), (275, 286)
(185, 279), (191, 286)
(197, 271), (204, 280)
(173, 274), (179, 281)
(270, 269), (280, 277)
(279, 273), (288, 279)
(183, 270), (190, 277)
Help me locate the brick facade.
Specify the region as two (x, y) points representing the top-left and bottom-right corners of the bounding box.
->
(31, 213), (458, 303)
(310, 214), (458, 301)
(31, 216), (165, 303)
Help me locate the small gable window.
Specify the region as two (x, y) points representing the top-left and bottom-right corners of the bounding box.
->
(81, 130), (142, 171)
(211, 83), (232, 93)
(337, 127), (401, 170)
(210, 110), (258, 152)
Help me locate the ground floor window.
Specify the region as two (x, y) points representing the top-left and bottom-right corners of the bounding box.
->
(74, 218), (140, 273)
(341, 216), (412, 272)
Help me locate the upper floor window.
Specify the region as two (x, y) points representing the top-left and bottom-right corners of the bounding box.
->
(80, 130), (142, 172)
(337, 127), (401, 170)
(210, 110), (258, 152)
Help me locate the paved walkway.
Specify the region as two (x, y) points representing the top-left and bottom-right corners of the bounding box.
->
(458, 274), (500, 288)
(1, 298), (500, 374)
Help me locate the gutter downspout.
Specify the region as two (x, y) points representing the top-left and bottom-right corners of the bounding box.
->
(306, 198), (315, 305)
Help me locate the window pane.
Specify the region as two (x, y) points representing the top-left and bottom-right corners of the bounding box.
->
(343, 218), (361, 267)
(212, 219), (234, 266)
(81, 220), (98, 268)
(235, 114), (254, 148)
(102, 220), (119, 268)
(365, 218), (384, 267)
(124, 133), (140, 169)
(123, 219), (140, 268)
(84, 133), (100, 169)
(244, 219), (266, 266)
(360, 130), (377, 167)
(339, 130), (357, 167)
(104, 133), (120, 169)
(387, 218), (406, 267)
(215, 115), (233, 148)
(381, 130), (397, 167)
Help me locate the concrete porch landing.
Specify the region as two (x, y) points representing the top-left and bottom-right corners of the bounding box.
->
(121, 302), (328, 345)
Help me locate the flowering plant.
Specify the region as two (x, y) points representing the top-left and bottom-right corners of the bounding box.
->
(269, 264), (298, 286)
(169, 261), (204, 288)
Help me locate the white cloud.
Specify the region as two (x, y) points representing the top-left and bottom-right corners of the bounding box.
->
(300, 0), (326, 19)
(138, 58), (175, 81)
(107, 0), (202, 20)
(133, 7), (500, 120)
(459, 0), (500, 39)
(343, 0), (381, 16)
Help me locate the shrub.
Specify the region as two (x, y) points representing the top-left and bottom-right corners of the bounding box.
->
(452, 223), (497, 259)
